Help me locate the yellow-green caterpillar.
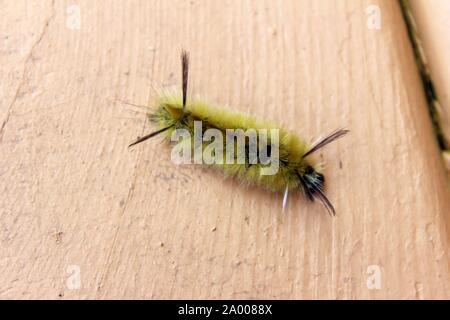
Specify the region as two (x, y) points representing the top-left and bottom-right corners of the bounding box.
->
(129, 51), (348, 216)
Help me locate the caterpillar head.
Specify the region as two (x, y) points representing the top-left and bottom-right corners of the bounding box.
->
(301, 165), (325, 200)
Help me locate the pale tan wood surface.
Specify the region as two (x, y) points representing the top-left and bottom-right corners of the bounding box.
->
(1, 0), (449, 299)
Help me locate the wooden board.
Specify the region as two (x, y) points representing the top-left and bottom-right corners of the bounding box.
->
(409, 0), (450, 160)
(1, 0), (449, 299)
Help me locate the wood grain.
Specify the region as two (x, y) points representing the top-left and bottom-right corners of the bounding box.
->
(1, 0), (449, 299)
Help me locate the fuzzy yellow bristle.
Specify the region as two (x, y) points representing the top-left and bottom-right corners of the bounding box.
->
(151, 94), (318, 192)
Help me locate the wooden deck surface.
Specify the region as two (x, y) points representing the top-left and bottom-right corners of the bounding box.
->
(1, 0), (449, 299)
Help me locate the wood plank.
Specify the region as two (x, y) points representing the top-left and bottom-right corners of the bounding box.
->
(0, 0), (449, 299)
(408, 0), (450, 167)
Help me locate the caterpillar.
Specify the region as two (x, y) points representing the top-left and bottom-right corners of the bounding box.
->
(129, 50), (348, 216)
